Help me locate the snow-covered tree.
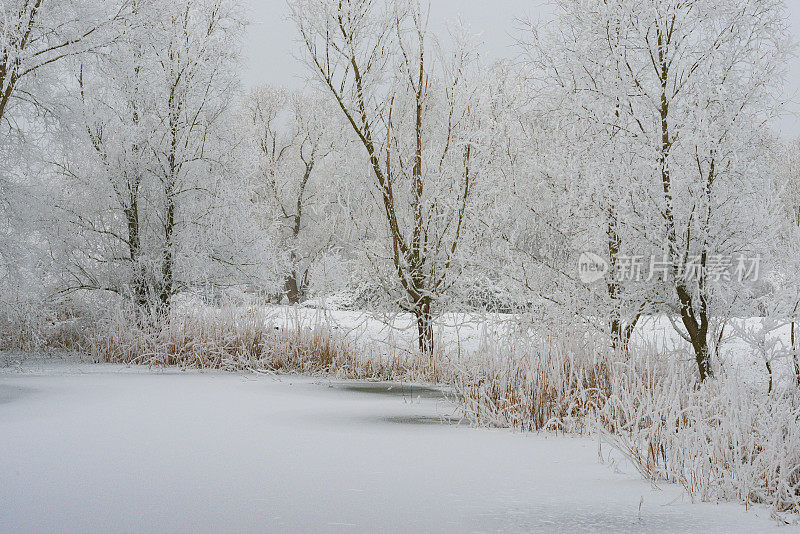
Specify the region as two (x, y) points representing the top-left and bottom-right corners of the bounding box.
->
(243, 86), (347, 304)
(291, 0), (487, 353)
(0, 0), (131, 309)
(0, 0), (129, 131)
(521, 0), (790, 378)
(54, 0), (251, 319)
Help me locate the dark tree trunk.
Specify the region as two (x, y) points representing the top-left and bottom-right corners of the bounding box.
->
(124, 201), (151, 323)
(610, 318), (638, 353)
(159, 87), (180, 320)
(690, 332), (712, 381)
(606, 212), (637, 352)
(676, 282), (712, 380)
(415, 298), (434, 356)
(158, 192), (175, 318)
(283, 161), (313, 306)
(284, 272), (301, 305)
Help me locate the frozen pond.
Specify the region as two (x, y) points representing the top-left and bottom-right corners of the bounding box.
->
(0, 362), (783, 533)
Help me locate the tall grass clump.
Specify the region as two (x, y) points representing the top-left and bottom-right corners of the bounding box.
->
(456, 327), (800, 519)
(0, 295), (98, 354)
(598, 359), (800, 518)
(89, 306), (448, 383)
(454, 333), (613, 432)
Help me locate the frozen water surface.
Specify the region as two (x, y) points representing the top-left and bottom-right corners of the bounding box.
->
(0, 361), (785, 533)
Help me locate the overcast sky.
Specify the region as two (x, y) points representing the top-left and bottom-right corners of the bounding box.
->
(242, 0), (800, 138)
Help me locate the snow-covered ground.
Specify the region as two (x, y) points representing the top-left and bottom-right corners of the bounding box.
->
(0, 359), (784, 533)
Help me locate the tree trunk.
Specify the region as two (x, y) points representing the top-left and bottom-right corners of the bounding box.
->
(283, 162), (312, 306)
(655, 28), (712, 381)
(159, 86), (180, 320)
(124, 202), (151, 323)
(691, 333), (712, 381)
(606, 212), (634, 352)
(284, 273), (301, 305)
(415, 299), (434, 356)
(676, 282), (712, 380)
(158, 194), (175, 318)
(610, 318), (637, 353)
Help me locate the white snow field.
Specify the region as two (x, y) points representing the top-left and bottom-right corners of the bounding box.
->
(0, 361), (784, 534)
